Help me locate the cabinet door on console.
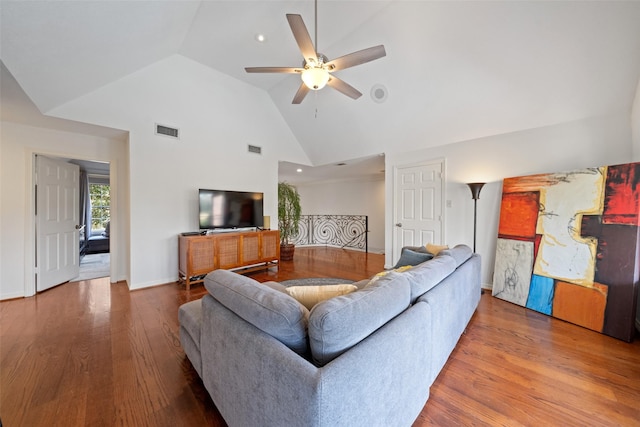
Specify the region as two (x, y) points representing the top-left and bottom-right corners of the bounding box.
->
(216, 234), (241, 269)
(262, 231), (280, 260)
(182, 236), (216, 275)
(242, 233), (261, 264)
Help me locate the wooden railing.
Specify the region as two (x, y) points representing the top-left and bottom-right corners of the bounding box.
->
(292, 215), (368, 252)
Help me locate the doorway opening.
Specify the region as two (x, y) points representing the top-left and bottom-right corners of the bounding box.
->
(33, 154), (111, 292)
(392, 159), (445, 265)
(75, 159), (111, 281)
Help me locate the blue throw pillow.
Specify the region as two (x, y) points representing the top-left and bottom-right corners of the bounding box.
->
(393, 248), (433, 269)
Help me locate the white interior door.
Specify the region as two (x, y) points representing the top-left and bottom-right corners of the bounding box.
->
(36, 155), (80, 292)
(393, 161), (444, 263)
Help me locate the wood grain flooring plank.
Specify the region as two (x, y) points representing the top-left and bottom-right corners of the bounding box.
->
(1, 248), (638, 427)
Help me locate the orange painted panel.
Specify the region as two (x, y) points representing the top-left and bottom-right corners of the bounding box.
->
(503, 173), (567, 193)
(498, 192), (540, 239)
(603, 164), (640, 226)
(552, 281), (608, 332)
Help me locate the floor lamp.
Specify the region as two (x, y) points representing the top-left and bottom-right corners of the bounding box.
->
(468, 182), (485, 295)
(466, 182), (485, 253)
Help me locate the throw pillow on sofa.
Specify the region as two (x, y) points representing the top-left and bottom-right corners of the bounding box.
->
(393, 247), (434, 269)
(426, 242), (448, 255)
(102, 221), (110, 237)
(285, 284), (358, 310)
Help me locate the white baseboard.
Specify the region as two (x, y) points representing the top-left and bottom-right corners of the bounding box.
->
(129, 277), (176, 290)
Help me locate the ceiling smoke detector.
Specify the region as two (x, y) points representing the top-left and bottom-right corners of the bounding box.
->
(371, 84), (388, 103)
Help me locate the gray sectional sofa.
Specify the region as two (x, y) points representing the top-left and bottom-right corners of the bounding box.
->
(179, 244), (481, 427)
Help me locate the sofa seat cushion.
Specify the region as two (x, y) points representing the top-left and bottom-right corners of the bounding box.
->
(86, 234), (109, 254)
(285, 284), (358, 310)
(178, 299), (204, 377)
(179, 299), (203, 347)
(204, 269), (310, 355)
(308, 271), (411, 366)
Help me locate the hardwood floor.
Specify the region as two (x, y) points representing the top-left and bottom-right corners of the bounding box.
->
(1, 247), (639, 426)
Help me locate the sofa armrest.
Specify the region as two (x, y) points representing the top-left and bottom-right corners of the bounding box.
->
(200, 295), (321, 427)
(417, 253), (481, 383)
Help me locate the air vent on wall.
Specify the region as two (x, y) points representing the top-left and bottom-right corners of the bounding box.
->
(248, 144), (262, 154)
(155, 124), (179, 139)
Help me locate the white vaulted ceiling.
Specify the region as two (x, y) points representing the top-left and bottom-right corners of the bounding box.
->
(2, 1), (640, 167)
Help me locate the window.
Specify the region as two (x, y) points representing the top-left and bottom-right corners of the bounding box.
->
(90, 183), (110, 233)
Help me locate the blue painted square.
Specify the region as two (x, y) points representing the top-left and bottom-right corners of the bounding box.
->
(526, 275), (554, 315)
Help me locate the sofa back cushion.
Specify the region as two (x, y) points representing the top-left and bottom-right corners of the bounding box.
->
(308, 272), (411, 366)
(438, 244), (473, 267)
(204, 269), (310, 355)
(403, 253), (457, 302)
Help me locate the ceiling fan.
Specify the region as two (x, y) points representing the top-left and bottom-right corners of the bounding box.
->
(245, 2), (386, 104)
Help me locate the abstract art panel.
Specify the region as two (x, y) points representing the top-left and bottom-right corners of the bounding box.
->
(493, 162), (640, 341)
(492, 239), (535, 306)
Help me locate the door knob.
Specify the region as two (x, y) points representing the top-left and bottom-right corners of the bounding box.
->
(395, 223), (402, 227)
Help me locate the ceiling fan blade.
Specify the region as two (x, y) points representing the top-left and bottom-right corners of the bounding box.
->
(286, 14), (318, 64)
(292, 82), (310, 104)
(326, 45), (386, 71)
(245, 67), (303, 74)
(327, 76), (362, 100)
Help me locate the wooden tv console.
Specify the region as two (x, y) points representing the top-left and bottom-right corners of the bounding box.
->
(178, 230), (280, 290)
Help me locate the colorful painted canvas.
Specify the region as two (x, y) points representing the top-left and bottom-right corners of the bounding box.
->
(493, 162), (640, 342)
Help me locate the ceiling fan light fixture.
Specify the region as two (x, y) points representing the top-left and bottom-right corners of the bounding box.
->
(301, 67), (330, 90)
(245, 11), (386, 103)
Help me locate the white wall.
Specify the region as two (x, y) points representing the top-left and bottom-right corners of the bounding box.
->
(48, 54), (309, 290)
(4, 52), (635, 298)
(296, 177), (385, 253)
(0, 122), (128, 299)
(386, 113), (633, 286)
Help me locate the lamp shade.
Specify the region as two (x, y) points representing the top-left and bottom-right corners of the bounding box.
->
(467, 182), (485, 200)
(301, 68), (330, 90)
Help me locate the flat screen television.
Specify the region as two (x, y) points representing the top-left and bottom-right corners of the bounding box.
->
(199, 189), (264, 230)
